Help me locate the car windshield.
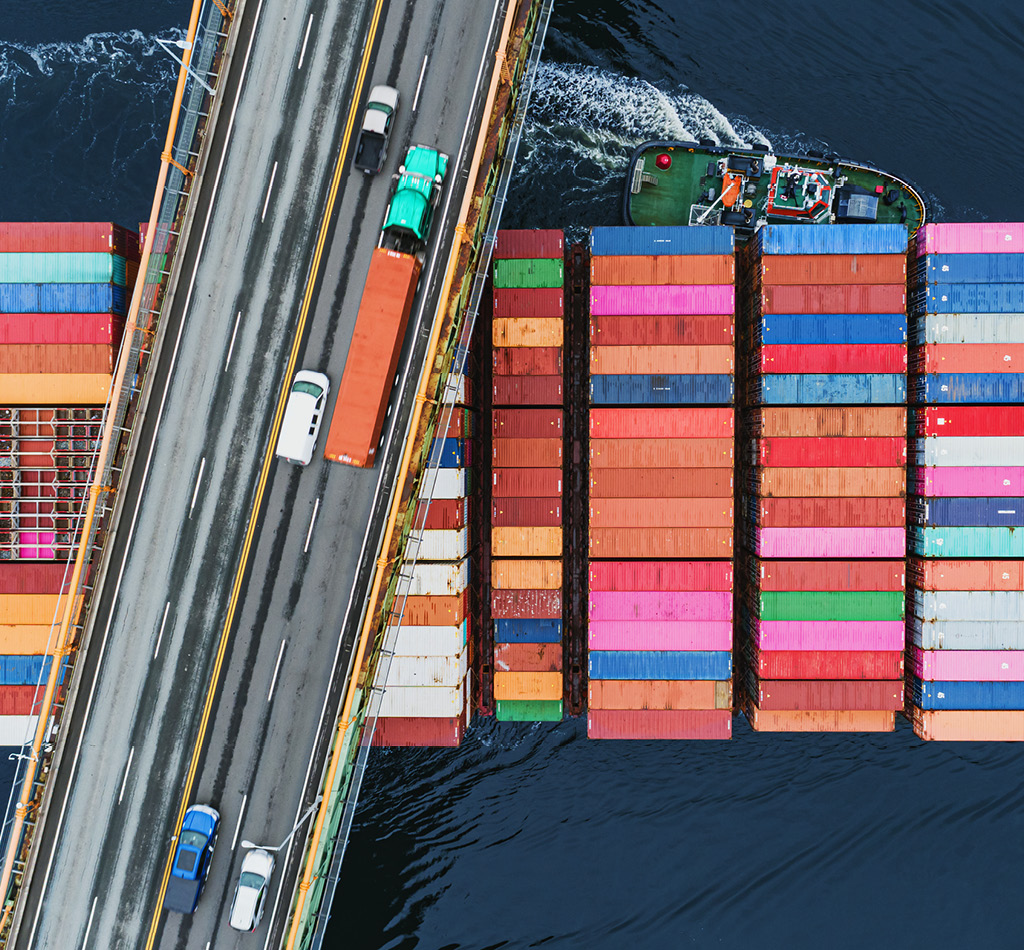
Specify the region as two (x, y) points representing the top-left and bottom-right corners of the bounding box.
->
(293, 381), (323, 398)
(179, 830), (207, 849)
(239, 871), (264, 888)
(174, 848), (199, 873)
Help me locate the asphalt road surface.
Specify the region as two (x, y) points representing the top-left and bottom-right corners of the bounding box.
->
(12, 0), (507, 947)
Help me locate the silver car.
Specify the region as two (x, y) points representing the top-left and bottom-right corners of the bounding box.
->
(228, 848), (274, 932)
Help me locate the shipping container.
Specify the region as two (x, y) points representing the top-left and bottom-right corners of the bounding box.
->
(492, 408), (563, 438)
(591, 254), (734, 285)
(588, 620), (732, 652)
(909, 558), (1024, 591)
(324, 249), (420, 467)
(917, 283), (1024, 313)
(912, 405), (1024, 437)
(0, 595), (64, 625)
(0, 222), (139, 258)
(0, 374), (111, 406)
(590, 314), (734, 346)
(761, 254), (906, 285)
(0, 685), (46, 716)
(0, 343), (113, 374)
(756, 680), (903, 711)
(490, 588), (561, 619)
(759, 591), (904, 622)
(913, 466), (1023, 498)
(442, 407), (472, 439)
(746, 706), (894, 732)
(492, 467), (562, 498)
(910, 707), (1024, 742)
(749, 649), (903, 680)
(492, 374), (564, 406)
(493, 258), (564, 289)
(587, 708), (732, 739)
(493, 618), (562, 643)
(591, 344), (734, 375)
(491, 526), (562, 558)
(590, 374), (734, 406)
(419, 467), (467, 499)
(910, 679), (1024, 710)
(590, 225), (734, 257)
(492, 437), (562, 468)
(490, 498), (562, 527)
(0, 283), (126, 314)
(493, 229), (564, 260)
(0, 655), (54, 686)
(371, 716), (464, 747)
(761, 312), (907, 345)
(590, 437), (732, 469)
(588, 679), (731, 710)
(752, 620), (905, 651)
(590, 284), (734, 316)
(0, 252), (127, 285)
(759, 466), (905, 498)
(913, 497), (1023, 528)
(917, 252), (1024, 283)
(493, 288), (563, 318)
(0, 565), (69, 594)
(910, 589), (1024, 621)
(492, 317), (563, 348)
(416, 528), (469, 561)
(589, 650), (730, 681)
(395, 592), (468, 626)
(590, 498), (732, 528)
(758, 497), (905, 528)
(590, 467), (733, 498)
(909, 648), (1024, 682)
(589, 590), (732, 621)
(758, 559), (904, 591)
(909, 619), (1024, 651)
(492, 346), (562, 376)
(762, 284), (905, 314)
(589, 407), (732, 440)
(588, 560), (733, 591)
(0, 313), (120, 345)
(0, 716), (40, 746)
(417, 497), (468, 531)
(388, 623), (466, 657)
(428, 437), (468, 468)
(494, 642), (562, 673)
(760, 436), (905, 468)
(910, 525), (1024, 558)
(758, 373), (906, 405)
(914, 343), (1024, 374)
(0, 627), (55, 654)
(495, 699), (563, 721)
(755, 526), (904, 558)
(911, 372), (1024, 404)
(384, 650), (468, 688)
(915, 222), (1024, 255)
(493, 670), (562, 701)
(917, 313), (1024, 345)
(762, 223), (908, 255)
(760, 343), (906, 374)
(378, 685), (464, 718)
(589, 526), (733, 559)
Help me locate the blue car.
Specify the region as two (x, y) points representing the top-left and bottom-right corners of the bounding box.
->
(163, 804), (220, 914)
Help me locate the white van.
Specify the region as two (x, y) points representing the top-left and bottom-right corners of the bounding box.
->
(275, 370), (330, 466)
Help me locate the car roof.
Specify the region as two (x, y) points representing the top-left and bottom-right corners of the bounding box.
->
(230, 882), (260, 928)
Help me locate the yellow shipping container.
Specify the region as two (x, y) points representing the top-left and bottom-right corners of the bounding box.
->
(492, 317), (563, 348)
(0, 626), (56, 654)
(0, 373), (110, 405)
(491, 559), (562, 590)
(491, 526), (562, 558)
(493, 671), (562, 701)
(0, 594), (66, 625)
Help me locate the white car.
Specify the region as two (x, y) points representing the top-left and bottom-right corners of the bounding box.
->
(274, 370), (330, 466)
(228, 848), (275, 932)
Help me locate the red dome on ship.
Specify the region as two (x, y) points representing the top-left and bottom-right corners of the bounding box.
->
(655, 153), (672, 169)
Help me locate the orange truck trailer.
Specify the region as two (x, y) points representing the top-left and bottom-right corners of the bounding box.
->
(324, 248), (421, 467)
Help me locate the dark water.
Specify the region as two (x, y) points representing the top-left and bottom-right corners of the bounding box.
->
(3, 1), (1024, 946)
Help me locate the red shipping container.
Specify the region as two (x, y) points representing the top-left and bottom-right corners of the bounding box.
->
(589, 560), (733, 591)
(493, 288), (563, 318)
(0, 314), (120, 345)
(0, 564), (69, 594)
(371, 716), (463, 747)
(416, 497), (468, 530)
(912, 405), (1024, 437)
(492, 375), (563, 406)
(755, 680), (904, 711)
(492, 347), (562, 375)
(0, 222), (139, 259)
(492, 438), (562, 467)
(762, 284), (906, 314)
(589, 407), (733, 439)
(490, 589), (561, 619)
(589, 314), (734, 346)
(493, 229), (564, 260)
(494, 642), (562, 672)
(908, 557), (1024, 591)
(760, 436), (906, 468)
(761, 254), (906, 285)
(589, 467), (733, 498)
(443, 410), (469, 439)
(587, 708), (732, 740)
(492, 408), (563, 438)
(0, 344), (113, 374)
(491, 498), (562, 527)
(758, 497), (905, 528)
(758, 560), (905, 591)
(18, 440), (54, 468)
(761, 343), (906, 374)
(750, 650), (904, 680)
(912, 343), (1024, 374)
(0, 685), (44, 715)
(492, 468), (562, 497)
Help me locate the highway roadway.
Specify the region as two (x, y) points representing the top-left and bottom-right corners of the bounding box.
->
(11, 0), (507, 947)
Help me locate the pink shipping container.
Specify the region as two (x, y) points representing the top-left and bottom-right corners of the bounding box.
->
(589, 407), (733, 439)
(588, 590), (732, 621)
(492, 375), (563, 406)
(588, 620), (732, 652)
(493, 229), (564, 260)
(914, 467), (1024, 497)
(588, 560), (733, 592)
(493, 288), (563, 318)
(587, 708), (732, 740)
(755, 527), (905, 559)
(761, 284), (905, 314)
(909, 648), (1024, 681)
(0, 564), (70, 594)
(916, 222), (1024, 255)
(752, 620), (905, 652)
(0, 314), (120, 345)
(589, 284), (734, 316)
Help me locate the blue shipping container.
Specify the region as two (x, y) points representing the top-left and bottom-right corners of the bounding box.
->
(590, 374), (734, 406)
(909, 677), (1024, 711)
(494, 619), (562, 643)
(429, 437), (466, 468)
(0, 655), (52, 685)
(912, 313), (1024, 346)
(588, 650), (732, 681)
(915, 283), (1024, 314)
(910, 373), (1024, 404)
(0, 283), (127, 314)
(590, 225), (734, 257)
(910, 525), (1024, 558)
(759, 373), (907, 405)
(760, 313), (907, 345)
(912, 497), (1024, 528)
(917, 254), (1024, 284)
(759, 223), (907, 256)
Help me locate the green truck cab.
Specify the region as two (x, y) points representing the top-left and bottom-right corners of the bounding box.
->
(380, 144), (449, 252)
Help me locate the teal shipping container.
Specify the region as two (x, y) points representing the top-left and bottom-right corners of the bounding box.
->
(759, 591), (905, 622)
(910, 525), (1024, 558)
(0, 253), (127, 286)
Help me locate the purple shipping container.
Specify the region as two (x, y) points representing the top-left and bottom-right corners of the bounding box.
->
(590, 284), (734, 316)
(588, 590), (733, 621)
(914, 467), (1024, 497)
(752, 620), (905, 651)
(909, 647), (1024, 681)
(755, 527), (905, 558)
(916, 223), (1024, 256)
(588, 620), (732, 651)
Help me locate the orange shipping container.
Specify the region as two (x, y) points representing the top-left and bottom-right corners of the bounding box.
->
(910, 708), (1024, 741)
(0, 373), (110, 405)
(393, 593), (468, 626)
(492, 438), (562, 467)
(589, 527), (732, 559)
(746, 707), (895, 732)
(493, 670), (562, 701)
(492, 317), (563, 348)
(0, 344), (113, 374)
(759, 467), (905, 498)
(0, 626), (54, 654)
(590, 344), (734, 375)
(590, 254), (734, 286)
(590, 498), (733, 528)
(492, 526), (562, 558)
(588, 679), (731, 710)
(494, 642), (562, 673)
(491, 559), (562, 589)
(590, 438), (732, 469)
(761, 254), (906, 285)
(0, 594), (76, 625)
(590, 467), (733, 498)
(756, 406), (906, 438)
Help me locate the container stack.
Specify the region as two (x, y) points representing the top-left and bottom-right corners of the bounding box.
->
(490, 230), (565, 722)
(587, 226), (735, 740)
(740, 224), (908, 732)
(906, 222), (1024, 741)
(375, 401), (475, 747)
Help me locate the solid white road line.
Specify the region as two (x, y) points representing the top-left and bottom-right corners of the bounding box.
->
(231, 794), (248, 851)
(304, 498), (320, 553)
(154, 602), (170, 660)
(261, 161), (278, 222)
(225, 310), (243, 368)
(81, 897), (98, 949)
(118, 747), (135, 805)
(267, 639), (287, 702)
(189, 457), (206, 516)
(298, 14), (314, 70)
(412, 55), (429, 112)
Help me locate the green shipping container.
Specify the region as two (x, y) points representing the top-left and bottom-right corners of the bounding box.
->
(911, 526), (1024, 558)
(0, 252), (127, 286)
(760, 590), (905, 621)
(495, 699), (563, 722)
(493, 257), (563, 289)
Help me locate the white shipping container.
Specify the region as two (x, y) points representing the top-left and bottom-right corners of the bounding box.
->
(0, 715), (38, 746)
(922, 313), (1024, 344)
(910, 589), (1024, 621)
(384, 648), (469, 687)
(397, 560), (470, 597)
(419, 467), (467, 499)
(379, 684), (465, 718)
(919, 436), (1024, 467)
(387, 622), (467, 656)
(415, 528), (469, 562)
(909, 619), (1024, 651)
